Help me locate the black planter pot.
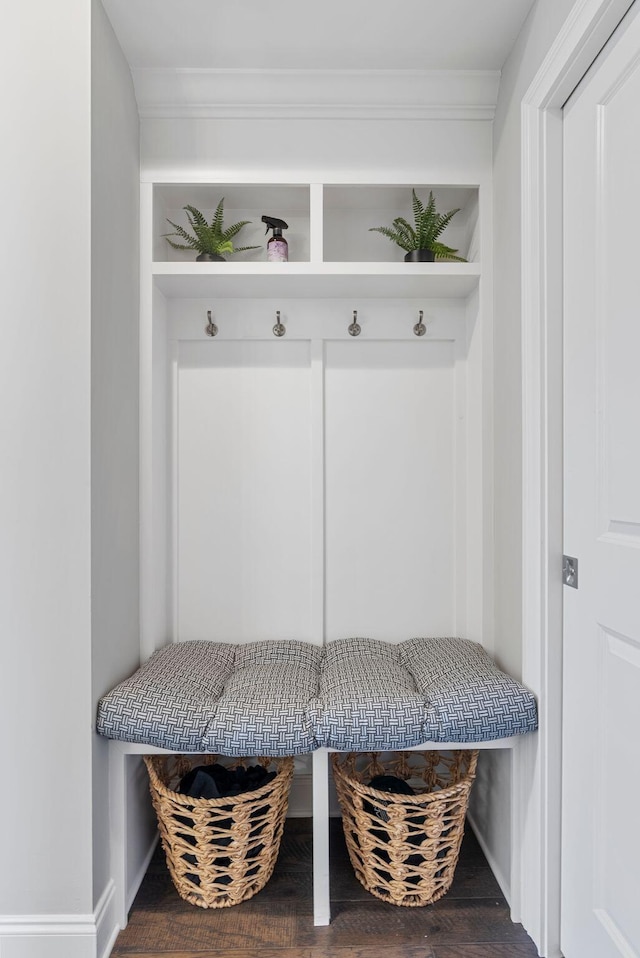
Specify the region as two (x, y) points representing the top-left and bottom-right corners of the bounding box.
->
(404, 249), (435, 263)
(196, 252), (225, 262)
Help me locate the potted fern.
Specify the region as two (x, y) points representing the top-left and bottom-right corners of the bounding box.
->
(163, 200), (260, 261)
(370, 189), (466, 262)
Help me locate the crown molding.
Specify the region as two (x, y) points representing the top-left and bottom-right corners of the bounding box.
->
(132, 68), (500, 120)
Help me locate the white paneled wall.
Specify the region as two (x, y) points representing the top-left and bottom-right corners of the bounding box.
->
(325, 340), (455, 640)
(164, 304), (471, 649)
(177, 341), (313, 642)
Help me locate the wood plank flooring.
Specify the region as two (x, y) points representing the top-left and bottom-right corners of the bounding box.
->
(112, 818), (539, 958)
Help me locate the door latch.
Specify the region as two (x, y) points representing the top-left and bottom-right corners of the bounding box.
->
(563, 555), (578, 589)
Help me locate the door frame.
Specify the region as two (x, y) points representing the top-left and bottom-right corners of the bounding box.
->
(518, 1), (635, 956)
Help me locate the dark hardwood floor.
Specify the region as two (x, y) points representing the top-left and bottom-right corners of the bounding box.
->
(112, 817), (539, 958)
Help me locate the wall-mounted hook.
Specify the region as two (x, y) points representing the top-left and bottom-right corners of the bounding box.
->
(273, 310), (286, 337)
(205, 310), (218, 337)
(413, 309), (426, 337)
(348, 310), (361, 337)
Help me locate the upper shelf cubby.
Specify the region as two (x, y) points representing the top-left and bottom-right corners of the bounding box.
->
(323, 185), (479, 263)
(152, 183), (311, 263)
(148, 182), (481, 298)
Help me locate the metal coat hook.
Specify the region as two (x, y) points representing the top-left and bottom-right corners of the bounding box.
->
(413, 310), (426, 337)
(273, 310), (286, 337)
(205, 310), (218, 337)
(348, 310), (361, 337)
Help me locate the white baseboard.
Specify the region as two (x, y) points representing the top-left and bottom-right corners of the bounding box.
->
(0, 915), (96, 958)
(467, 810), (512, 905)
(95, 880), (119, 958)
(0, 878), (127, 958)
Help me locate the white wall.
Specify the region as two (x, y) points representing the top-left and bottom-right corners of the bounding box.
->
(0, 0), (93, 942)
(492, 0), (577, 680)
(0, 2), (140, 953)
(468, 0), (580, 902)
(91, 0), (140, 920)
(141, 117), (491, 183)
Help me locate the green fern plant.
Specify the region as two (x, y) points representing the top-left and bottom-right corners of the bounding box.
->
(163, 200), (260, 260)
(370, 189), (466, 261)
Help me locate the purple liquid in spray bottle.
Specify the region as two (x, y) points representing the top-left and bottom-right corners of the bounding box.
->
(262, 214), (289, 262)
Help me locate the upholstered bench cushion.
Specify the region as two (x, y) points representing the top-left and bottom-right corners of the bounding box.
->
(97, 639), (322, 755)
(96, 641), (237, 751)
(399, 637), (539, 742)
(311, 636), (538, 749)
(96, 636), (538, 753)
(202, 640), (322, 755)
(310, 637), (430, 751)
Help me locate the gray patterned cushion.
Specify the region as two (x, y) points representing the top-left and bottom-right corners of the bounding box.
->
(310, 638), (430, 750)
(96, 636), (538, 753)
(202, 641), (322, 755)
(95, 641), (236, 751)
(399, 637), (539, 742)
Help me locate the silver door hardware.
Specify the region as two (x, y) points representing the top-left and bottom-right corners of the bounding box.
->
(348, 310), (361, 337)
(414, 310), (426, 336)
(563, 555), (579, 589)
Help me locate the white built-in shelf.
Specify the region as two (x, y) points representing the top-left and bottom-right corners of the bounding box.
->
(323, 185), (478, 263)
(149, 181), (481, 300)
(151, 261), (481, 299)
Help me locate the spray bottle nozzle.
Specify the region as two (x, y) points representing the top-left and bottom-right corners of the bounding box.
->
(262, 214), (289, 235)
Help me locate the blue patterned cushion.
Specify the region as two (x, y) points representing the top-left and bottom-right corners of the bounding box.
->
(202, 641), (322, 755)
(311, 637), (429, 750)
(399, 637), (539, 742)
(96, 636), (537, 753)
(95, 641), (236, 751)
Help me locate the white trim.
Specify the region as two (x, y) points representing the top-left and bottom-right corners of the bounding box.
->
(132, 67), (500, 121)
(139, 181), (154, 660)
(0, 890), (116, 958)
(139, 104), (497, 121)
(109, 737), (520, 756)
(519, 1), (634, 956)
(141, 172), (484, 187)
(0, 916), (96, 936)
(95, 881), (119, 958)
(312, 749), (331, 926)
(310, 340), (325, 646)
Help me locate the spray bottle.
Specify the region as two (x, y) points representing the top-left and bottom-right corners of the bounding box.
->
(261, 215), (289, 262)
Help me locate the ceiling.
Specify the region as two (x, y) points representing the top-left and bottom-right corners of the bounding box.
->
(100, 0), (537, 119)
(101, 0), (536, 72)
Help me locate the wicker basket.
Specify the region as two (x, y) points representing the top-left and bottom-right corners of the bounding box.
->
(144, 753), (294, 908)
(332, 749), (479, 907)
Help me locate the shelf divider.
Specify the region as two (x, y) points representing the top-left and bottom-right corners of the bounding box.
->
(309, 184), (324, 264)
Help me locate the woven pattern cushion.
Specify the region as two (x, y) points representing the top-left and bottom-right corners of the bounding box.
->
(310, 637), (430, 750)
(399, 637), (539, 742)
(95, 641), (236, 751)
(97, 639), (322, 755)
(97, 636), (538, 753)
(202, 641), (322, 756)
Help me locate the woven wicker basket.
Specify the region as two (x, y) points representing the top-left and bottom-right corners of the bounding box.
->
(144, 753), (294, 909)
(332, 749), (479, 907)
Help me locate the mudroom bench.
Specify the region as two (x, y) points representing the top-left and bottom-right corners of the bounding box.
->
(98, 637), (538, 928)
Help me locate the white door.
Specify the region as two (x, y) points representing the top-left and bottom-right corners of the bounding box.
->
(562, 4), (640, 956)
